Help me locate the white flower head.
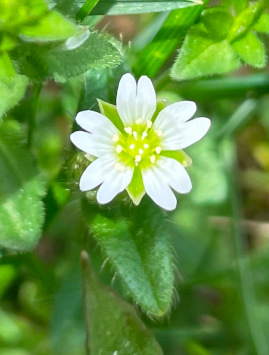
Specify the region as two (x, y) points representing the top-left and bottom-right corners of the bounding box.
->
(70, 73), (211, 211)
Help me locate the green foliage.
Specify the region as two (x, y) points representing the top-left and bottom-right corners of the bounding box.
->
(171, 24), (240, 80)
(81, 251), (163, 354)
(232, 32), (266, 68)
(171, 2), (268, 80)
(253, 12), (269, 33)
(12, 31), (123, 82)
(0, 54), (29, 121)
(84, 202), (174, 316)
(0, 121), (45, 251)
(133, 1), (209, 77)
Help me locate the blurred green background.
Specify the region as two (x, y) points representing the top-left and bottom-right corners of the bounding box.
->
(1, 1), (269, 354)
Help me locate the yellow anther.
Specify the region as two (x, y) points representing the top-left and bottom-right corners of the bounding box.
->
(112, 134), (119, 142)
(142, 131), (147, 140)
(116, 144), (123, 154)
(133, 131), (138, 140)
(129, 144), (135, 150)
(135, 155), (142, 163)
(124, 127), (132, 134)
(155, 146), (161, 154)
(143, 143), (149, 149)
(114, 162), (125, 171)
(150, 155), (156, 164)
(147, 120), (153, 129)
(155, 130), (163, 137)
(138, 149), (144, 155)
(135, 118), (142, 124)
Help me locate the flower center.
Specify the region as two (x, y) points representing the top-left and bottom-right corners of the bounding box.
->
(112, 119), (162, 170)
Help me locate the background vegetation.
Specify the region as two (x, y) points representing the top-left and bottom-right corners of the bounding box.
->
(0, 0), (269, 354)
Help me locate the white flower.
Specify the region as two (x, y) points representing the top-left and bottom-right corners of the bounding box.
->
(70, 73), (211, 211)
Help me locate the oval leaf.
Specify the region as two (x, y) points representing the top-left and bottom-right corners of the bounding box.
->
(83, 200), (174, 316)
(0, 121), (45, 251)
(81, 251), (163, 354)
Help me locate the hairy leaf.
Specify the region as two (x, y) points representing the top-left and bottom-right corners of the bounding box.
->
(201, 7), (234, 40)
(253, 12), (269, 33)
(83, 201), (174, 316)
(12, 31), (123, 82)
(19, 11), (76, 42)
(81, 251), (163, 354)
(171, 24), (240, 80)
(0, 54), (29, 120)
(0, 121), (45, 251)
(232, 32), (266, 68)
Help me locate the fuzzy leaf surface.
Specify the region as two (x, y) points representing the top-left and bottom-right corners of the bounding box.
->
(12, 31), (122, 82)
(84, 201), (174, 316)
(81, 251), (163, 354)
(0, 121), (45, 251)
(232, 32), (266, 68)
(171, 24), (240, 80)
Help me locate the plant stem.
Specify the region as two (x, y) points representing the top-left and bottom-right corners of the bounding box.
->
(27, 83), (42, 148)
(223, 139), (268, 355)
(75, 0), (101, 22)
(81, 250), (91, 355)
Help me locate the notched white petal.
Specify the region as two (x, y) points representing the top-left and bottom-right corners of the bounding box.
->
(116, 73), (137, 126)
(154, 101), (197, 132)
(97, 166), (133, 204)
(136, 75), (156, 123)
(76, 110), (118, 135)
(79, 155), (116, 191)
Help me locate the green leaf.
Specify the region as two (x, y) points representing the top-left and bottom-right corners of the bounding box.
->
(19, 11), (76, 42)
(91, 0), (201, 14)
(0, 54), (29, 120)
(75, 0), (101, 21)
(0, 0), (47, 31)
(161, 150), (192, 167)
(12, 31), (123, 82)
(171, 24), (240, 81)
(227, 1), (264, 42)
(133, 1), (209, 77)
(81, 251), (164, 354)
(84, 202), (174, 316)
(232, 32), (266, 68)
(0, 121), (45, 251)
(253, 12), (269, 33)
(201, 7), (234, 40)
(97, 100), (124, 133)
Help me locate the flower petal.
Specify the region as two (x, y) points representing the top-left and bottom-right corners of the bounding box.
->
(97, 165), (134, 204)
(79, 154), (117, 191)
(116, 73), (137, 126)
(142, 156), (192, 210)
(154, 101), (197, 132)
(70, 131), (114, 157)
(161, 117), (211, 150)
(135, 75), (156, 124)
(76, 110), (118, 135)
(116, 73), (156, 126)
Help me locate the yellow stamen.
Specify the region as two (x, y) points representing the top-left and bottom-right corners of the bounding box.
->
(142, 131), (147, 140)
(112, 134), (119, 142)
(129, 144), (135, 150)
(138, 149), (144, 155)
(147, 120), (153, 128)
(116, 145), (123, 154)
(143, 143), (149, 149)
(135, 118), (142, 124)
(155, 146), (161, 154)
(135, 155), (141, 163)
(155, 130), (163, 137)
(133, 131), (138, 140)
(150, 155), (156, 164)
(124, 127), (132, 134)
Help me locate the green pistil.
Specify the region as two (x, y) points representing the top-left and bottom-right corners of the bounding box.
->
(113, 120), (162, 170)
